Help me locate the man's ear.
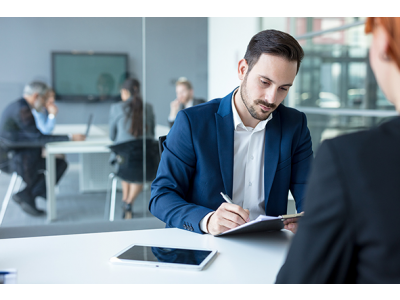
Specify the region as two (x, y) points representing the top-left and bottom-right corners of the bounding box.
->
(237, 59), (248, 81)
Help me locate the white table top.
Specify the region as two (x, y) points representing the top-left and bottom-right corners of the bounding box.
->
(46, 123), (170, 154)
(0, 228), (293, 284)
(47, 124), (112, 153)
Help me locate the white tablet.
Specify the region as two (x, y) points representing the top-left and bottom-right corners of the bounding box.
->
(110, 244), (217, 271)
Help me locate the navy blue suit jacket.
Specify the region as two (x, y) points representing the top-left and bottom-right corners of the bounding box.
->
(150, 88), (313, 234)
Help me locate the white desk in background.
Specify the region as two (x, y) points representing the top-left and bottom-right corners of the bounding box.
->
(46, 124), (112, 222)
(0, 228), (293, 283)
(46, 124), (170, 222)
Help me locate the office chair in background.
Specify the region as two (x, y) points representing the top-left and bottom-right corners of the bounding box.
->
(158, 135), (167, 157)
(105, 139), (160, 221)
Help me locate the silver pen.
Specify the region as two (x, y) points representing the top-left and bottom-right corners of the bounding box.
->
(220, 192), (233, 204)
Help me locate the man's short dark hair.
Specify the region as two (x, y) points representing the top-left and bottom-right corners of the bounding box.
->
(244, 29), (304, 74)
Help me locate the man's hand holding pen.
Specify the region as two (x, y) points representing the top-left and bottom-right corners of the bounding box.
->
(206, 192), (250, 236)
(206, 203), (250, 236)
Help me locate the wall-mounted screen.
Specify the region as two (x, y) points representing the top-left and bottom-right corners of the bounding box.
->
(52, 52), (129, 102)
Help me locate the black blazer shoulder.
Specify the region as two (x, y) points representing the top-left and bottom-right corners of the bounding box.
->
(276, 116), (400, 283)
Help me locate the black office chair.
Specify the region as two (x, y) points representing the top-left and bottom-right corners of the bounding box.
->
(105, 139), (160, 221)
(158, 135), (167, 157)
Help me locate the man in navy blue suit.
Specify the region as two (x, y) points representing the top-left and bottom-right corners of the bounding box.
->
(150, 29), (313, 235)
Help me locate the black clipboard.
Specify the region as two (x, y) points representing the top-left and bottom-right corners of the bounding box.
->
(215, 218), (284, 237)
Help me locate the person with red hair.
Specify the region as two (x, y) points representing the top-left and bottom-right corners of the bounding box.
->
(276, 18), (400, 283)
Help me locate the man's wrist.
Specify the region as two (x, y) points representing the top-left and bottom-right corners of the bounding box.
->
(199, 212), (214, 233)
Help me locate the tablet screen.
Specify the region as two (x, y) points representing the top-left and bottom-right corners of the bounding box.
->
(116, 245), (213, 266)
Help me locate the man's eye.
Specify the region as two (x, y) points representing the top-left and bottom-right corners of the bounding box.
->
(280, 87), (288, 91)
(261, 80), (269, 85)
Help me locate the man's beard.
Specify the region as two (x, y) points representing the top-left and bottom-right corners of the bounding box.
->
(240, 74), (276, 121)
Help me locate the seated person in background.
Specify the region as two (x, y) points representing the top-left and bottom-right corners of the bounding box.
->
(150, 29), (313, 235)
(0, 81), (86, 216)
(31, 88), (57, 134)
(168, 77), (206, 127)
(276, 17), (400, 283)
(109, 78), (155, 219)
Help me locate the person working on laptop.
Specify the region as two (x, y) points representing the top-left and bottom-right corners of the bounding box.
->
(0, 81), (85, 216)
(150, 29), (313, 235)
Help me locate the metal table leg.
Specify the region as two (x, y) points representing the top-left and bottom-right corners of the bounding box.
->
(46, 152), (56, 222)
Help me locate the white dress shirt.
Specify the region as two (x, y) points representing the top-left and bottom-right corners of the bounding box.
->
(199, 89), (272, 233)
(31, 108), (56, 134)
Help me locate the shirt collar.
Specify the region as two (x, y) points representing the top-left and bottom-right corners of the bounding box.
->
(231, 88), (272, 132)
(185, 99), (194, 108)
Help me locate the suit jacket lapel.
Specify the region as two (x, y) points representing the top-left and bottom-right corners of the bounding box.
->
(215, 89), (236, 197)
(264, 109), (281, 214)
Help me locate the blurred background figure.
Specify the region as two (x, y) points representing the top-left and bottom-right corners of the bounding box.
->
(0, 81), (85, 216)
(31, 88), (57, 134)
(276, 17), (400, 283)
(109, 78), (155, 219)
(168, 77), (205, 127)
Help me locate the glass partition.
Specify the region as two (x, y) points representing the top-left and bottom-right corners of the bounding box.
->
(0, 17), (208, 235)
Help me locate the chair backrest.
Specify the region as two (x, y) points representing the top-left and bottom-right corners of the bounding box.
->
(158, 135), (167, 157)
(109, 139), (160, 182)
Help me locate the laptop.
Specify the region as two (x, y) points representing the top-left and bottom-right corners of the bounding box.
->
(85, 114), (93, 137)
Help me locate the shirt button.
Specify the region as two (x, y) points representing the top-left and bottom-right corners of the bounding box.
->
(249, 182), (252, 186)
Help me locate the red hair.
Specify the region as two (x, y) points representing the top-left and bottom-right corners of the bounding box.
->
(365, 17), (400, 71)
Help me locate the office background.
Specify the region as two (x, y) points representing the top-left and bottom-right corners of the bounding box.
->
(0, 17), (208, 127)
(0, 17), (397, 237)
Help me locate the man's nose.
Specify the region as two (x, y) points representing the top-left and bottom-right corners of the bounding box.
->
(264, 88), (278, 104)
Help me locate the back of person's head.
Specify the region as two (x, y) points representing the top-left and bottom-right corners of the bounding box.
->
(244, 29), (304, 74)
(365, 17), (400, 71)
(23, 81), (49, 97)
(121, 78), (141, 97)
(175, 77), (193, 91)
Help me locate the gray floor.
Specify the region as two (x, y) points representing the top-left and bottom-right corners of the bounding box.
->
(0, 163), (165, 238)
